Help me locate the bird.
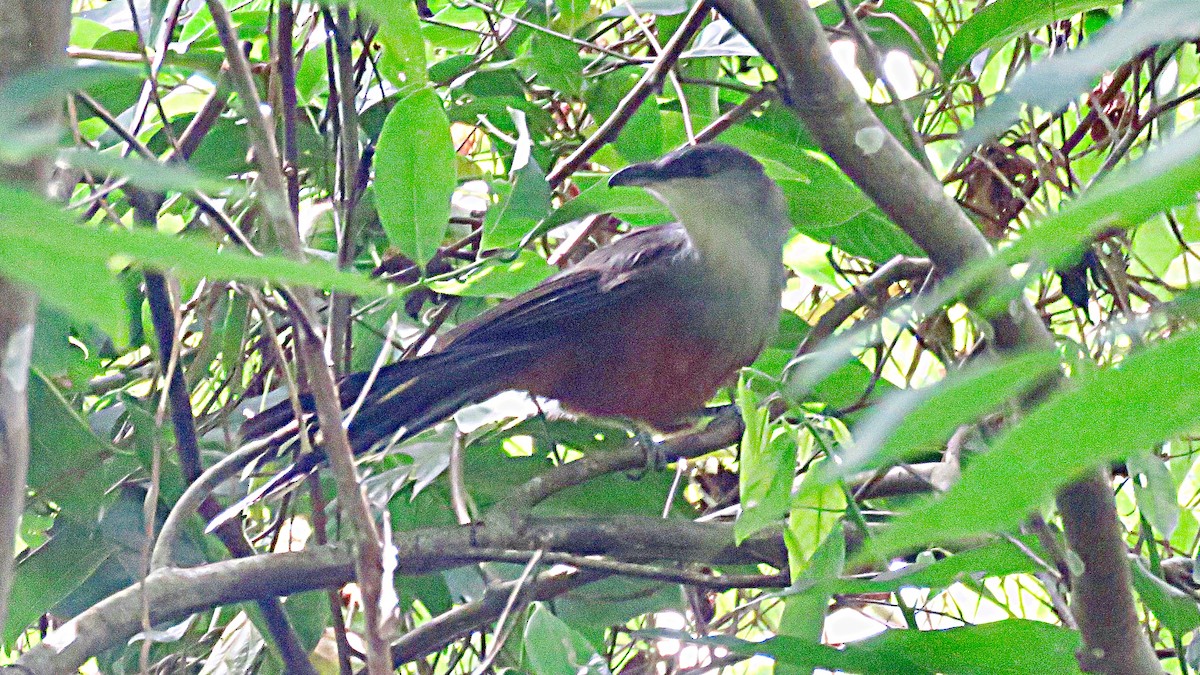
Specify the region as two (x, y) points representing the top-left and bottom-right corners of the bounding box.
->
(229, 143), (792, 516)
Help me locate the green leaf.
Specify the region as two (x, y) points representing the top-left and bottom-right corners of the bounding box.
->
(4, 522), (116, 646)
(873, 0), (938, 65)
(59, 148), (242, 196)
(283, 590), (332, 652)
(1130, 558), (1200, 636)
(481, 109), (553, 250)
(0, 64), (143, 158)
(0, 63), (141, 133)
(554, 0), (593, 32)
(964, 0), (1200, 147)
(833, 536), (1046, 595)
(865, 329), (1200, 559)
(428, 250), (555, 298)
(585, 71), (663, 164)
(787, 471), (846, 569)
(525, 34), (584, 97)
(778, 523), (844, 649)
(525, 603), (612, 675)
(27, 374), (135, 523)
(1128, 449), (1180, 538)
(0, 185), (387, 342)
(736, 385), (796, 544)
(553, 578), (683, 633)
(375, 88), (457, 265)
(653, 619), (1083, 674)
(825, 350), (1061, 481)
(542, 179), (670, 231)
(941, 122), (1200, 323)
(356, 0), (428, 88)
(941, 0), (1118, 76)
(775, 179), (921, 264)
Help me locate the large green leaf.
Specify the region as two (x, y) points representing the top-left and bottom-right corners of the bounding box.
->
(651, 619), (1083, 674)
(524, 33), (584, 98)
(27, 374), (137, 524)
(865, 329), (1200, 558)
(4, 521), (116, 647)
(941, 0), (1118, 76)
(357, 0), (428, 88)
(375, 88), (457, 265)
(824, 350), (1061, 481)
(964, 0), (1200, 147)
(524, 603), (612, 675)
(0, 63), (142, 157)
(0, 185), (387, 342)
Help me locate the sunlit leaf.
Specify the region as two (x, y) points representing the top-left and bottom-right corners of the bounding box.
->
(481, 109), (552, 250)
(865, 329), (1200, 558)
(375, 88), (457, 265)
(942, 0), (1116, 76)
(357, 0), (428, 88)
(824, 350), (1061, 481)
(0, 185), (387, 342)
(525, 603), (612, 675)
(964, 0), (1200, 147)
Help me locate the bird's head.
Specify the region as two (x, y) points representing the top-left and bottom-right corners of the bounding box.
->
(608, 144), (791, 255)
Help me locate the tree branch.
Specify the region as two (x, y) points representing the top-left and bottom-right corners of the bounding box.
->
(16, 515), (782, 674)
(733, 0), (1159, 671)
(0, 0), (70, 635)
(204, 2), (392, 671)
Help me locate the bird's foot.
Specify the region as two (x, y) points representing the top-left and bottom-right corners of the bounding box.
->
(626, 428), (666, 479)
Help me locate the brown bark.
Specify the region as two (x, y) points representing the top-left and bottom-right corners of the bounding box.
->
(0, 0), (71, 634)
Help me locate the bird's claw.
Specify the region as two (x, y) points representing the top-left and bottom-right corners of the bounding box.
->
(626, 429), (665, 480)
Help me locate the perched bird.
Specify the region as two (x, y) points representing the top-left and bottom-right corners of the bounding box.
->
(232, 143), (792, 511)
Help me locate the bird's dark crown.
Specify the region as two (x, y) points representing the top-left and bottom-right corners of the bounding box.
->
(608, 143), (765, 187)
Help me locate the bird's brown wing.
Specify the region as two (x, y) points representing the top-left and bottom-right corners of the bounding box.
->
(240, 224), (697, 450)
(439, 224), (696, 351)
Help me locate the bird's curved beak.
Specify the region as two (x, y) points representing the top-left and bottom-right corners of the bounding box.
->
(608, 162), (658, 188)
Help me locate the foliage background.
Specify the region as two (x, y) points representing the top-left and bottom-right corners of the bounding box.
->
(2, 0), (1200, 673)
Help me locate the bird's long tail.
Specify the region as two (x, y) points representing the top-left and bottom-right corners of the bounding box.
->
(241, 343), (530, 453)
(209, 344), (533, 531)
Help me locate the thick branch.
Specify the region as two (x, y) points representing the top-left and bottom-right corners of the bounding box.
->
(0, 0), (70, 634)
(16, 516), (781, 674)
(16, 547), (354, 675)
